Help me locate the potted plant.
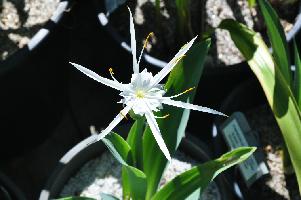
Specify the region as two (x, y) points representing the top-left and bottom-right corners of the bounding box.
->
(215, 0), (301, 197)
(40, 9), (255, 200)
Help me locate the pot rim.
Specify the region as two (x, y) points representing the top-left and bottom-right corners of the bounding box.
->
(0, 0), (72, 73)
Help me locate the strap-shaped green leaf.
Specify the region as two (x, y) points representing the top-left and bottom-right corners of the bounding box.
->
(143, 39), (211, 200)
(101, 132), (133, 166)
(123, 165), (147, 200)
(126, 118), (145, 169)
(258, 0), (291, 86)
(100, 193), (120, 200)
(219, 18), (301, 194)
(152, 147), (256, 200)
(123, 119), (145, 198)
(293, 40), (301, 109)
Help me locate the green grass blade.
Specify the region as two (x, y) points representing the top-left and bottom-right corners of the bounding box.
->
(101, 132), (133, 166)
(143, 39), (211, 200)
(258, 0), (291, 85)
(293, 40), (301, 109)
(152, 147), (256, 200)
(219, 19), (301, 194)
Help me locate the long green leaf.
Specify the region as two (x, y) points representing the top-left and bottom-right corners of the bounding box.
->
(219, 19), (301, 194)
(293, 40), (301, 109)
(101, 132), (133, 166)
(152, 147), (256, 200)
(123, 165), (147, 200)
(258, 0), (291, 85)
(143, 39), (211, 200)
(122, 119), (145, 198)
(126, 118), (145, 169)
(175, 0), (193, 41)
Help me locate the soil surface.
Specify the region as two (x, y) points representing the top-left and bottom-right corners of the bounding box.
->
(244, 105), (301, 200)
(0, 0), (60, 61)
(60, 151), (221, 200)
(110, 0), (298, 67)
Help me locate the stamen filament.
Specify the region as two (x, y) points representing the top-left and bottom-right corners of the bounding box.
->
(169, 87), (195, 98)
(155, 114), (170, 119)
(138, 32), (154, 65)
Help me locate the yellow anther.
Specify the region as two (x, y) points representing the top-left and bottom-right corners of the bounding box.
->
(169, 87), (195, 98)
(184, 87), (195, 93)
(120, 111), (128, 120)
(143, 32), (154, 48)
(109, 67), (114, 75)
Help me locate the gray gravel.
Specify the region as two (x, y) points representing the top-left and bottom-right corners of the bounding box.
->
(206, 0), (255, 65)
(0, 0), (59, 61)
(60, 151), (221, 200)
(124, 0), (295, 67)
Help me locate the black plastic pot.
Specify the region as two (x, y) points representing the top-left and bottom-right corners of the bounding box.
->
(0, 0), (72, 159)
(0, 171), (27, 200)
(39, 126), (233, 200)
(0, 0), (71, 72)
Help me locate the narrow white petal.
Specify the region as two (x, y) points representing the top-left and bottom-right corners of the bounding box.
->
(162, 98), (228, 117)
(144, 103), (171, 161)
(97, 104), (132, 140)
(128, 7), (139, 73)
(152, 36), (197, 85)
(70, 62), (126, 91)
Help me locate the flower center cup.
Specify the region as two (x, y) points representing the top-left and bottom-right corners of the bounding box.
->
(135, 90), (145, 98)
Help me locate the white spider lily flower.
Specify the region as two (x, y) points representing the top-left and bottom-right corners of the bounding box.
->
(70, 9), (226, 161)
